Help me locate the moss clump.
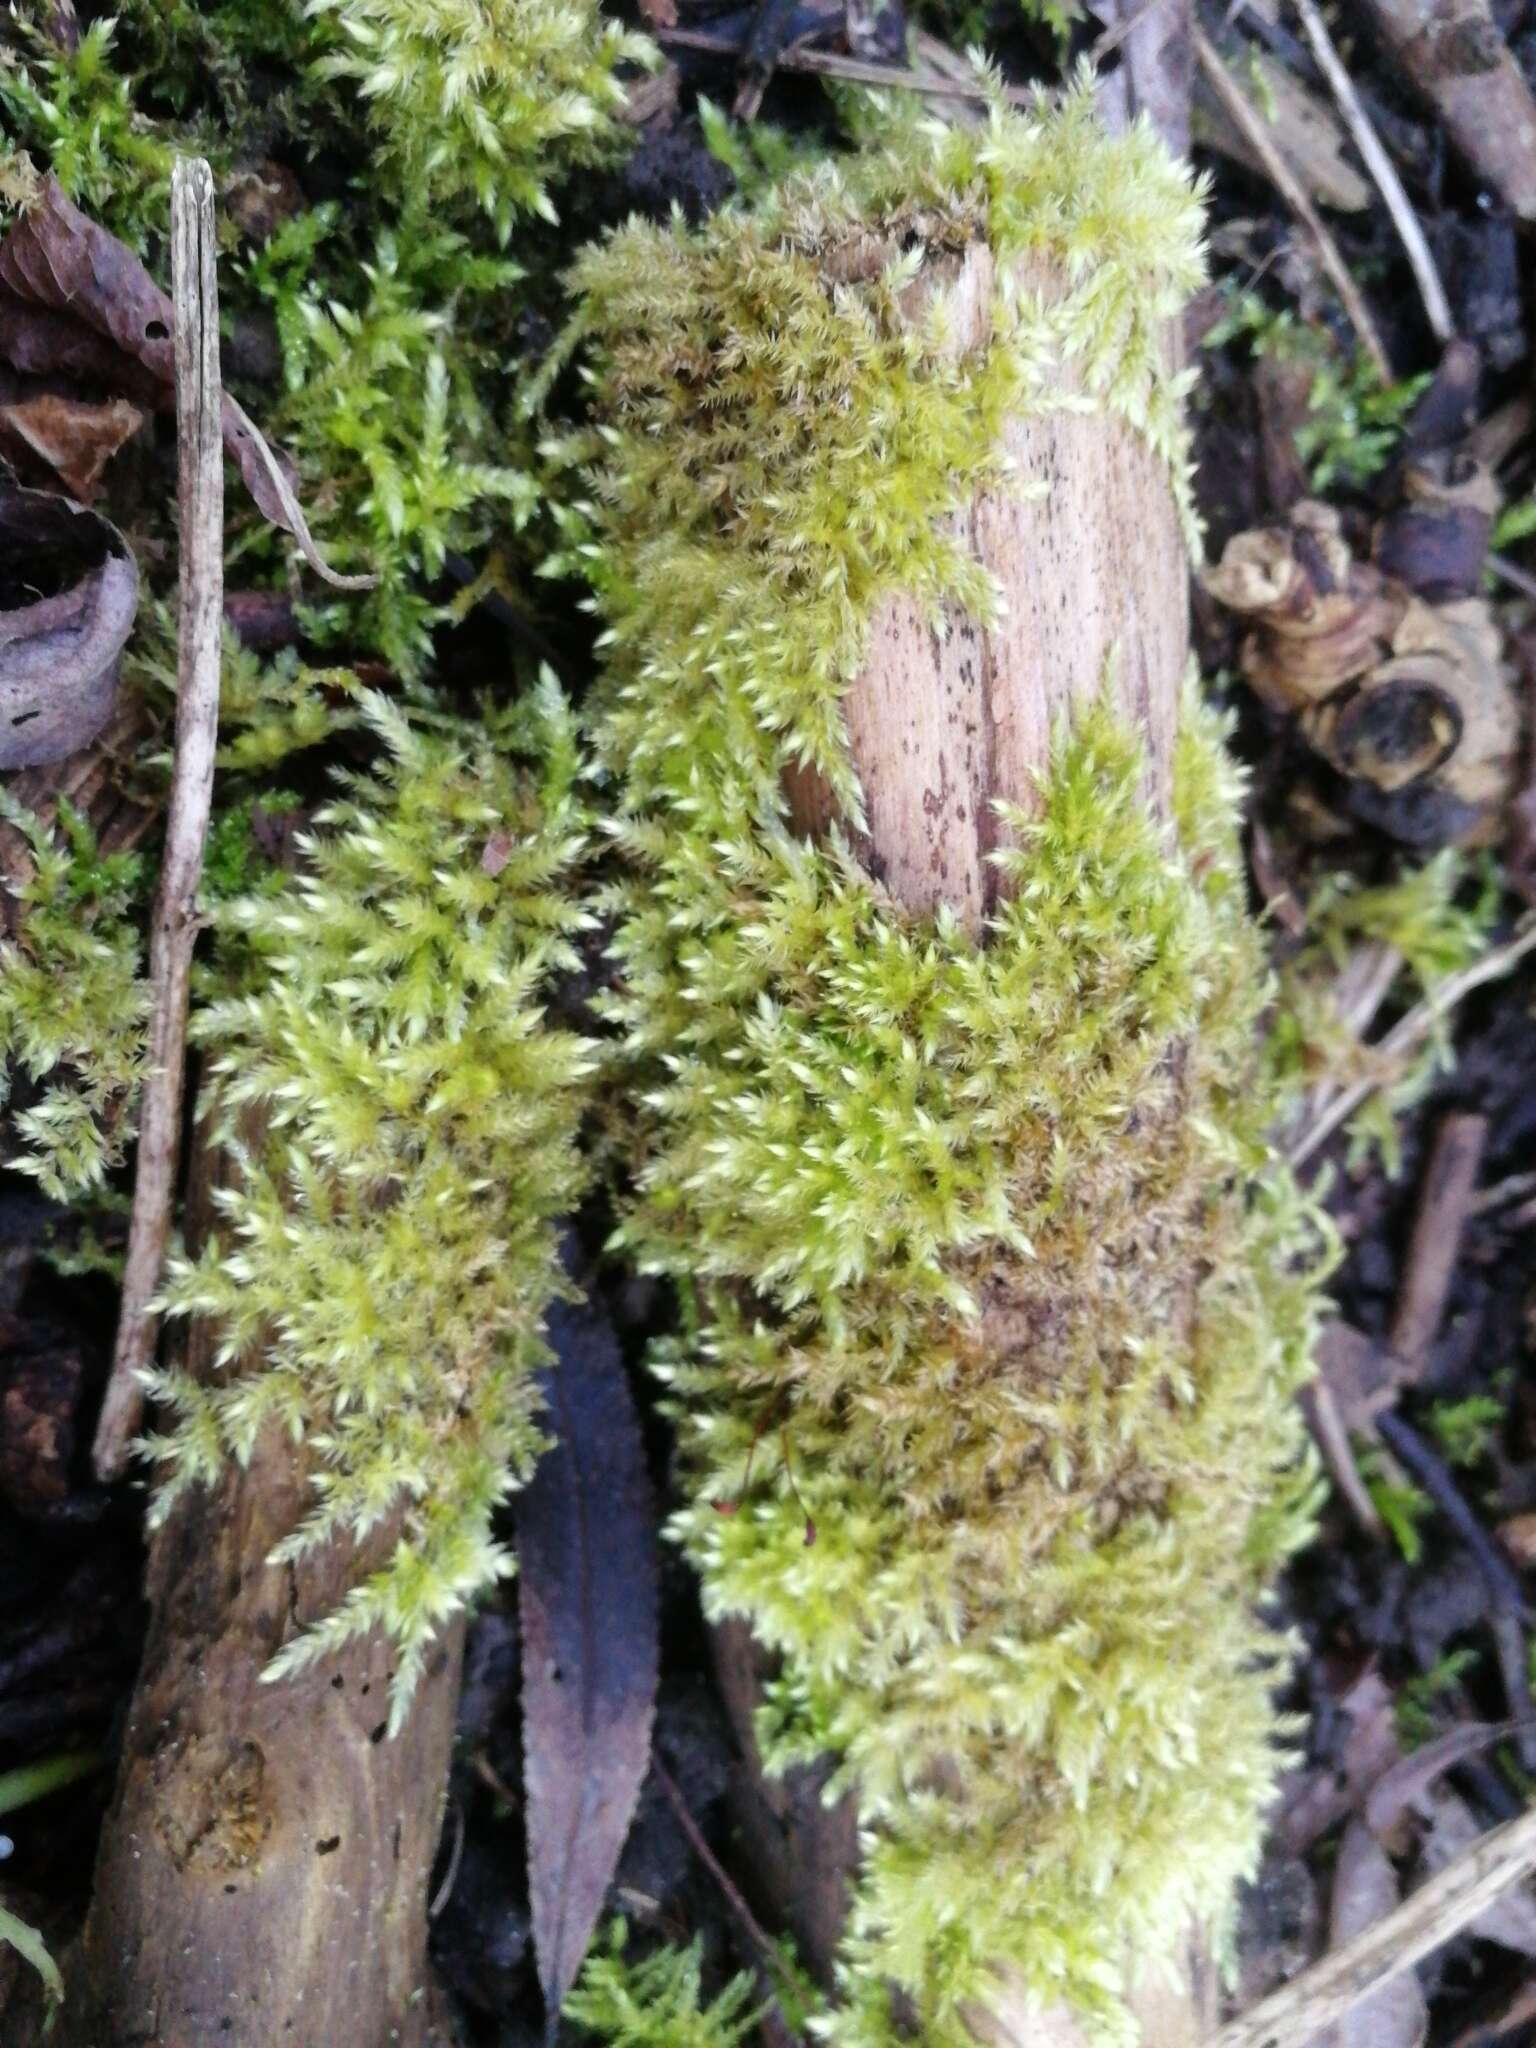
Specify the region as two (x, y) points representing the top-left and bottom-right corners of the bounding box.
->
(564, 1921), (768, 2047)
(147, 683), (593, 1727)
(306, 0), (654, 236)
(575, 89), (1324, 2045)
(0, 794), (148, 1201)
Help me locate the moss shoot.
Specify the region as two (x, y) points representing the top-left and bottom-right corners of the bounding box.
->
(146, 684), (594, 1728)
(575, 87), (1327, 2044)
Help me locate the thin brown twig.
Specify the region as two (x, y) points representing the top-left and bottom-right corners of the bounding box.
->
(1289, 0), (1454, 344)
(656, 26), (1031, 103)
(1390, 1111), (1487, 1365)
(1287, 920), (1536, 1168)
(1210, 1802), (1536, 2048)
(651, 1757), (801, 2002)
(93, 158), (225, 1483)
(1193, 24), (1393, 381)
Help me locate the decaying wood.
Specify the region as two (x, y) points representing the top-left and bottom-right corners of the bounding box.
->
(1210, 1803), (1536, 2048)
(785, 242), (1187, 935)
(94, 159), (225, 1483)
(782, 226), (1208, 2048)
(1362, 0), (1536, 224)
(55, 1110), (464, 2048)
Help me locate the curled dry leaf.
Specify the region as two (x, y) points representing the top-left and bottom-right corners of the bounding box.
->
(1204, 497), (1520, 846)
(515, 1286), (659, 2019)
(1204, 501), (1407, 713)
(0, 482), (137, 769)
(0, 176), (372, 590)
(0, 392), (144, 501)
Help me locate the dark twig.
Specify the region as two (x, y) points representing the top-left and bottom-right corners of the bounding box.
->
(1377, 1409), (1536, 1767)
(1377, 1413), (1525, 1615)
(652, 1757), (802, 2006)
(94, 159), (225, 1482)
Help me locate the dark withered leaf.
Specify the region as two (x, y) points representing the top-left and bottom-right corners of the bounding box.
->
(0, 177), (370, 590)
(0, 482), (137, 769)
(515, 1287), (659, 2021)
(0, 392), (144, 501)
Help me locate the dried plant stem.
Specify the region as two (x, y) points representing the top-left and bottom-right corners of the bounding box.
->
(1211, 1798), (1536, 2046)
(1286, 920), (1536, 1168)
(93, 157), (224, 1483)
(1289, 0), (1454, 344)
(656, 27), (1030, 103)
(1192, 25), (1392, 381)
(1088, 0), (1176, 65)
(1390, 1111), (1486, 1362)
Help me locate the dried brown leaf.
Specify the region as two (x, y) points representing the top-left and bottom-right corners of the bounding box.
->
(1365, 1723), (1508, 1841)
(515, 1289), (659, 2020)
(0, 482), (137, 768)
(1328, 1818), (1428, 2048)
(0, 177), (371, 589)
(0, 392), (144, 500)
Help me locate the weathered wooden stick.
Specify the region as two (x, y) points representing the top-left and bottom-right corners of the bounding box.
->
(1210, 1803), (1536, 2048)
(1192, 26), (1392, 380)
(1361, 0), (1536, 225)
(94, 156), (224, 1481)
(60, 1114), (464, 2048)
(779, 237), (1211, 2048)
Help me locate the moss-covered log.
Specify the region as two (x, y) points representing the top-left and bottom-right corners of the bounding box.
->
(48, 696), (593, 2047)
(577, 88), (1324, 2048)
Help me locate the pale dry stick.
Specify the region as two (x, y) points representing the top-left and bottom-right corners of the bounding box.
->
(1088, 0), (1178, 65)
(656, 27), (1031, 103)
(1487, 549), (1536, 602)
(1299, 1379), (1386, 1541)
(93, 157), (224, 1483)
(1472, 1167), (1536, 1214)
(1289, 0), (1454, 345)
(1287, 919), (1536, 1168)
(1192, 25), (1393, 381)
(1294, 938), (1402, 1144)
(1208, 1801), (1536, 2048)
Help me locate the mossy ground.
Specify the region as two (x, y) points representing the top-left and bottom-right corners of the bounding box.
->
(4, 7), (1534, 2047)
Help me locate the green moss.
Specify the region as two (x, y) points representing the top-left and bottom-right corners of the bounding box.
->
(1201, 285), (1429, 493)
(146, 682), (594, 1728)
(574, 90), (1324, 2044)
(564, 1921), (768, 2047)
(0, 18), (184, 246)
(306, 0), (655, 238)
(0, 794), (148, 1201)
(1268, 850), (1498, 1173)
